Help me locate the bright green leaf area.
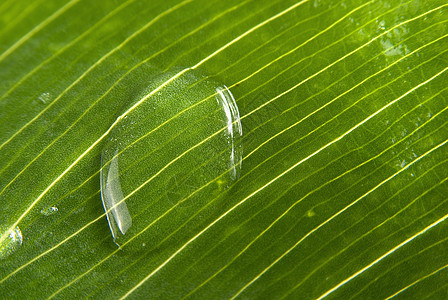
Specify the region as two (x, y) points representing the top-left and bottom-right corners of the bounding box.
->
(0, 0), (447, 299)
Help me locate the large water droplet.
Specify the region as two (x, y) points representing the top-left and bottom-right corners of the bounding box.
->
(100, 148), (133, 241)
(0, 226), (23, 259)
(100, 70), (242, 247)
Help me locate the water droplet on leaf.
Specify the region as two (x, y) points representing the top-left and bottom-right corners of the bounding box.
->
(100, 148), (133, 243)
(38, 92), (51, 104)
(0, 226), (23, 259)
(40, 206), (58, 216)
(100, 70), (242, 247)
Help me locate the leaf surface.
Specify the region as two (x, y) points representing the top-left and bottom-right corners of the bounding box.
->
(0, 0), (447, 299)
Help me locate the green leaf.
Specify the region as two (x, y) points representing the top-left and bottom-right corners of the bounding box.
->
(1, 0), (447, 298)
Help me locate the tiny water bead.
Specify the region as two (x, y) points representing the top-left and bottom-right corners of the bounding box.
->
(100, 70), (242, 247)
(0, 226), (23, 259)
(38, 92), (51, 104)
(40, 206), (59, 216)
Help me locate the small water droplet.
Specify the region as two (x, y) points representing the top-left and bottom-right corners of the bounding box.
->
(401, 129), (407, 137)
(40, 206), (59, 216)
(0, 226), (23, 259)
(400, 159), (407, 168)
(38, 92), (51, 104)
(100, 70), (243, 247)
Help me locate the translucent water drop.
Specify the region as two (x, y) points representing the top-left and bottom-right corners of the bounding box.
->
(100, 148), (132, 241)
(0, 226), (23, 259)
(38, 92), (51, 104)
(40, 206), (58, 216)
(100, 70), (242, 247)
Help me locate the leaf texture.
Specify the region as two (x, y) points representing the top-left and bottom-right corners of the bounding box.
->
(0, 0), (448, 299)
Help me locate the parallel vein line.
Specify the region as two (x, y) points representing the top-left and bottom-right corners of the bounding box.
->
(64, 16), (448, 207)
(185, 89), (448, 298)
(349, 220), (448, 299)
(0, 0), (305, 178)
(232, 138), (448, 299)
(316, 198), (448, 299)
(0, 213), (106, 285)
(191, 0), (310, 69)
(0, 0), (137, 102)
(232, 0), (374, 92)
(1, 1), (444, 292)
(1, 21), (443, 288)
(0, 1), (42, 41)
(244, 32), (448, 159)
(385, 263), (448, 299)
(0, 0), (310, 249)
(0, 0), (193, 151)
(0, 0), (196, 246)
(0, 0), (250, 183)
(241, 2), (448, 120)
(0, 0), (244, 195)
(0, 2), (307, 268)
(45, 128), (243, 297)
(232, 0), (407, 109)
(0, 0), (80, 62)
(118, 65), (448, 300)
(12, 68), (446, 292)
(281, 164), (448, 297)
(0, 3), (365, 220)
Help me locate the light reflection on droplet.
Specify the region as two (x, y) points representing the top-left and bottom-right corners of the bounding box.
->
(0, 226), (23, 259)
(40, 206), (59, 216)
(100, 148), (132, 245)
(215, 86), (243, 181)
